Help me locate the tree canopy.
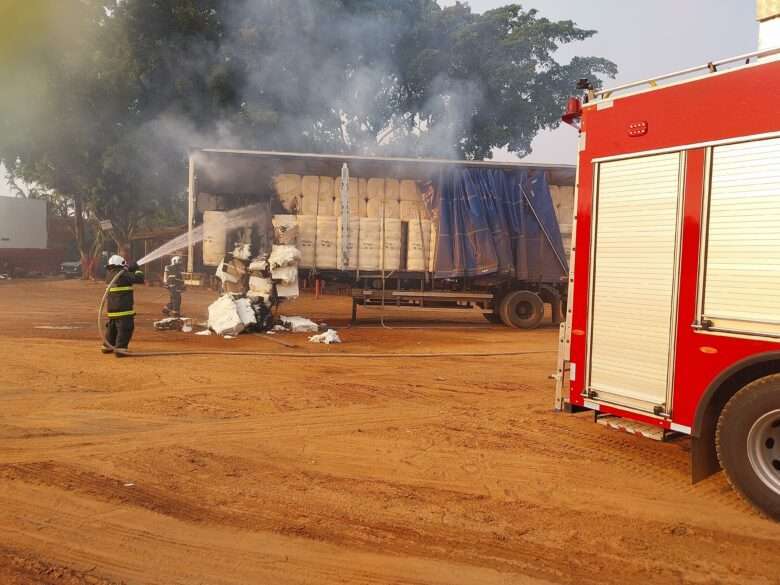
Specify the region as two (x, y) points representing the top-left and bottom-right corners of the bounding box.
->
(0, 0), (616, 258)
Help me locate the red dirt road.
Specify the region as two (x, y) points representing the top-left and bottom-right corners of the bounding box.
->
(1, 279), (778, 584)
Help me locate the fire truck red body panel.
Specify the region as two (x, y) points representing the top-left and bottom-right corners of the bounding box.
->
(566, 58), (780, 434)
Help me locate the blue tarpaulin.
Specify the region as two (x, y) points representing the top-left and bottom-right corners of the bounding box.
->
(425, 168), (568, 282)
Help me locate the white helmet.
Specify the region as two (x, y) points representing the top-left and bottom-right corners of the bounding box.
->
(107, 254), (127, 268)
(172, 256), (183, 265)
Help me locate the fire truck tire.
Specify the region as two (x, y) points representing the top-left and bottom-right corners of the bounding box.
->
(499, 290), (544, 329)
(716, 375), (780, 521)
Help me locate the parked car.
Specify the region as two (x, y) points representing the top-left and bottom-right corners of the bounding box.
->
(60, 261), (81, 279)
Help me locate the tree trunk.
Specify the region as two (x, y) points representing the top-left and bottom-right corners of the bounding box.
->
(71, 196), (91, 279)
(110, 220), (135, 262)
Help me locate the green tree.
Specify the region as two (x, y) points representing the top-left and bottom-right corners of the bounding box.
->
(0, 0), (615, 270)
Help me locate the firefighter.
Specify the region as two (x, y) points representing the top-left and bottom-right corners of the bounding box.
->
(102, 254), (144, 355)
(162, 255), (185, 317)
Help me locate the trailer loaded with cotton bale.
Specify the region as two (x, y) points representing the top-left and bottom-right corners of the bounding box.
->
(185, 150), (575, 328)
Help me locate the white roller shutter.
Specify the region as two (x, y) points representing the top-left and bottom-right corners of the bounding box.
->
(702, 138), (780, 337)
(588, 153), (682, 412)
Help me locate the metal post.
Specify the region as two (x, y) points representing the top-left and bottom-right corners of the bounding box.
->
(340, 163), (350, 269)
(186, 153), (196, 274)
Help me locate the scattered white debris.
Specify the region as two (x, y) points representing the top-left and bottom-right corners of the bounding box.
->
(153, 317), (184, 331)
(124, 482), (135, 487)
(269, 244), (301, 269)
(279, 315), (319, 332)
(195, 329), (212, 336)
(309, 329), (341, 344)
(207, 295), (245, 336)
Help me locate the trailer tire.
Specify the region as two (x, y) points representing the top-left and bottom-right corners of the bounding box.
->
(499, 290), (544, 329)
(716, 374), (780, 521)
(483, 312), (502, 324)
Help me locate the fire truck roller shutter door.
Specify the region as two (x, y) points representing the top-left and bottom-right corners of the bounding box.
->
(701, 137), (780, 337)
(587, 152), (683, 414)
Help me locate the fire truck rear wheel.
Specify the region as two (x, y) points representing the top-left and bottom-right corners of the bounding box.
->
(499, 290), (544, 329)
(716, 374), (780, 521)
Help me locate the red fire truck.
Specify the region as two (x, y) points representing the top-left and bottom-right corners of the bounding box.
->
(554, 47), (780, 519)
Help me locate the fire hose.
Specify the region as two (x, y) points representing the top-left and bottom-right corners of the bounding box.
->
(98, 271), (554, 359)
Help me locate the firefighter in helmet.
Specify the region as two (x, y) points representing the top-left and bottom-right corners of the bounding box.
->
(162, 255), (185, 317)
(103, 254), (144, 355)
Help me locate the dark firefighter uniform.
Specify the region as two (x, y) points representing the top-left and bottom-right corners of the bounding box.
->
(162, 257), (185, 317)
(104, 262), (144, 353)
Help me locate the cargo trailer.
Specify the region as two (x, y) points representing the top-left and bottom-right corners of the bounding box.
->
(185, 150), (575, 328)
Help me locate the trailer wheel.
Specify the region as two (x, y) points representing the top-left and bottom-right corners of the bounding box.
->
(499, 290), (544, 329)
(483, 312), (502, 324)
(716, 374), (780, 520)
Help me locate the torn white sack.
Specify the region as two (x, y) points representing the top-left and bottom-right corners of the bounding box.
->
(309, 329), (341, 344)
(280, 315), (319, 332)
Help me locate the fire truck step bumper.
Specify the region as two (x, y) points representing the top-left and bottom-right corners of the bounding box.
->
(596, 415), (667, 441)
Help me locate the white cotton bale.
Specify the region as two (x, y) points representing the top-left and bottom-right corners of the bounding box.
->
(400, 201), (426, 221)
(302, 176), (319, 199)
(271, 264), (298, 285)
(249, 276), (274, 297)
(550, 185), (575, 223)
(318, 177), (337, 216)
(357, 218), (381, 271)
(400, 180), (421, 202)
(272, 214), (298, 245)
(203, 211), (227, 266)
(406, 219), (432, 272)
(300, 176), (320, 215)
(337, 217), (361, 270)
(366, 198), (384, 218)
(381, 218), (402, 271)
(207, 295), (245, 337)
(235, 297), (257, 327)
(385, 179), (400, 202)
(269, 244), (301, 269)
(274, 174), (302, 212)
(297, 215), (317, 268)
(315, 216), (339, 269)
(383, 198), (400, 219)
(367, 178), (385, 200)
(359, 196), (371, 218)
(276, 279), (299, 299)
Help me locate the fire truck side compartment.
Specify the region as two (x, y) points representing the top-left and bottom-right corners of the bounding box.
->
(565, 55), (780, 484)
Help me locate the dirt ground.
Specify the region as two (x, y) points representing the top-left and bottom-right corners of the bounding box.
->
(1, 278), (779, 585)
